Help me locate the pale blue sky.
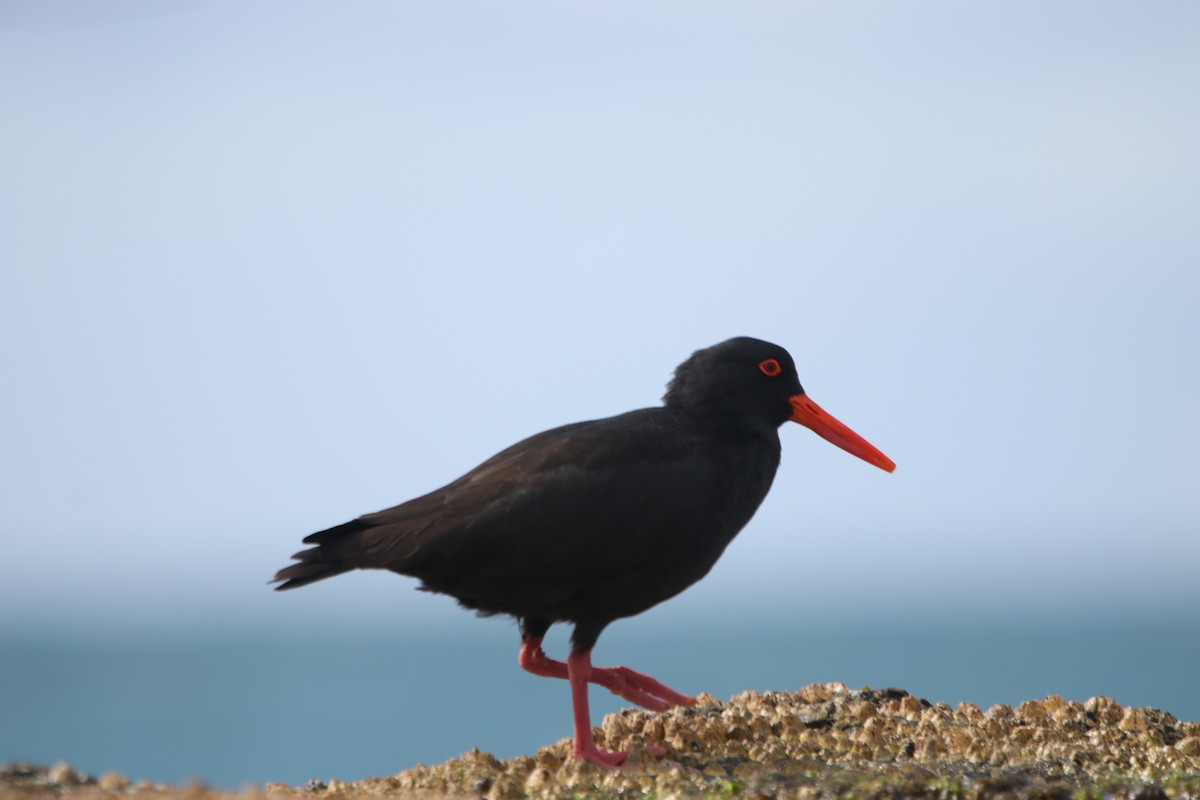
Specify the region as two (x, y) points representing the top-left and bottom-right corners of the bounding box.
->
(2, 1), (1198, 636)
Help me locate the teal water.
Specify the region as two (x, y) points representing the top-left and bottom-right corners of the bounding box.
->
(3, 619), (1198, 789)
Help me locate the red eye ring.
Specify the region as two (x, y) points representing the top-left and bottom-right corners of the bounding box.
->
(758, 358), (782, 377)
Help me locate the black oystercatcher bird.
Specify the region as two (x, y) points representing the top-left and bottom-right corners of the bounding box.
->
(273, 337), (894, 767)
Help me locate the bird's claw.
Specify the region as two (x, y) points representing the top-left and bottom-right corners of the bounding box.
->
(592, 665), (696, 711)
(574, 742), (669, 770)
(576, 745), (630, 769)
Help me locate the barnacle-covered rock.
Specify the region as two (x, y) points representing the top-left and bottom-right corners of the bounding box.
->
(4, 686), (1199, 800)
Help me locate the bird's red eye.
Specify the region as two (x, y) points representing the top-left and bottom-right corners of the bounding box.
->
(758, 359), (782, 377)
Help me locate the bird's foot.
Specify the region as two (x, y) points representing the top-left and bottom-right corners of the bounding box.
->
(591, 665), (697, 711)
(566, 649), (674, 771)
(573, 741), (669, 770)
(573, 741), (630, 769)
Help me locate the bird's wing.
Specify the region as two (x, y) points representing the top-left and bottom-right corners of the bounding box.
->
(343, 410), (718, 584)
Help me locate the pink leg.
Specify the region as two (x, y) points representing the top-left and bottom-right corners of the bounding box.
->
(519, 637), (568, 679)
(567, 649), (630, 768)
(519, 637), (696, 711)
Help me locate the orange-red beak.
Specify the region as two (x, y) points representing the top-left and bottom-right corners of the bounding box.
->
(789, 394), (895, 473)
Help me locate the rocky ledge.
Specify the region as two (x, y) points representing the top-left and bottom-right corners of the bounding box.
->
(5, 684), (1200, 800)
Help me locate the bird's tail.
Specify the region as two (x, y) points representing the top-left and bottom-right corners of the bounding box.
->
(271, 519), (368, 591)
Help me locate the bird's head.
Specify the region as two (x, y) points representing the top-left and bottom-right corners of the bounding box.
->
(665, 337), (895, 473)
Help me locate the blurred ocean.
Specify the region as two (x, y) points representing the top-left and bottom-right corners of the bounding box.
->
(3, 616), (1198, 790)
